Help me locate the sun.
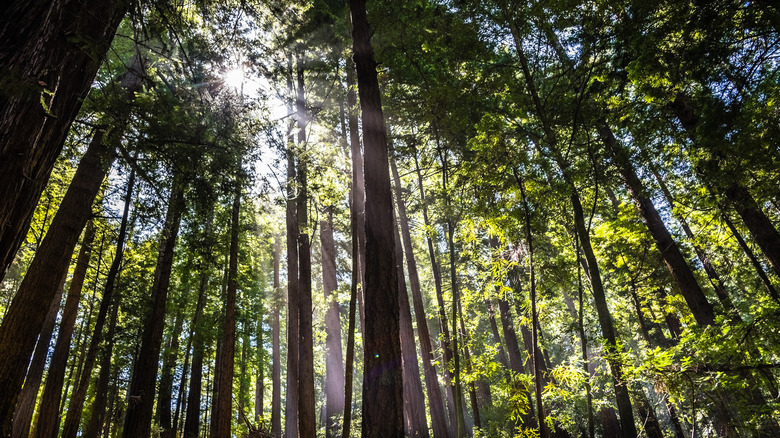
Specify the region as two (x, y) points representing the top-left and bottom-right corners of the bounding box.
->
(223, 67), (245, 89)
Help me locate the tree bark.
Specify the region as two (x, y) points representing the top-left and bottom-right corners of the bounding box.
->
(393, 210), (429, 438)
(209, 165), (240, 438)
(0, 0), (128, 279)
(295, 51), (316, 438)
(271, 238), (282, 437)
(341, 54), (363, 438)
(26, 219), (94, 438)
(11, 274), (64, 438)
(321, 207), (346, 438)
(284, 54), (300, 438)
(0, 127), (114, 434)
(412, 152), (458, 436)
(349, 1), (404, 436)
(121, 176), (185, 438)
(157, 306), (185, 438)
(721, 211), (779, 302)
(183, 213), (214, 438)
(391, 155), (449, 438)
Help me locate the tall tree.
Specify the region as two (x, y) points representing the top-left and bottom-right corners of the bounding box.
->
(390, 154), (449, 438)
(321, 207), (346, 438)
(121, 175), (186, 438)
(349, 1), (404, 436)
(210, 161), (241, 438)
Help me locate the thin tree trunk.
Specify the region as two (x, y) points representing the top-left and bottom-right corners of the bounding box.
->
(82, 269), (122, 438)
(671, 95), (780, 278)
(255, 318), (264, 424)
(11, 274), (64, 438)
(574, 238), (595, 438)
(271, 237), (282, 437)
(412, 152), (458, 435)
(284, 53), (300, 438)
(0, 0), (127, 279)
(721, 210), (779, 302)
(157, 306), (185, 438)
(183, 216), (213, 438)
(442, 151), (468, 438)
(456, 296), (481, 431)
(598, 125), (716, 326)
(393, 210), (429, 438)
(174, 323), (193, 436)
(349, 1), (404, 435)
(121, 176), (185, 438)
(515, 172), (548, 438)
(295, 51), (316, 438)
(391, 155), (449, 438)
(321, 207), (346, 438)
(649, 166), (739, 313)
(0, 127), (114, 434)
(341, 54), (363, 438)
(485, 297), (510, 369)
(209, 163), (241, 438)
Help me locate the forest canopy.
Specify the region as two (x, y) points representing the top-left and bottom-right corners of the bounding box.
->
(0, 0), (778, 437)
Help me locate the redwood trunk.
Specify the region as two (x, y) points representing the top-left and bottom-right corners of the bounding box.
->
(393, 212), (429, 438)
(121, 177), (185, 438)
(183, 220), (213, 438)
(295, 52), (316, 438)
(391, 155), (449, 438)
(0, 129), (113, 433)
(157, 308), (185, 438)
(209, 166), (240, 438)
(28, 220), (95, 438)
(341, 55), (363, 438)
(11, 275), (64, 438)
(349, 1), (404, 435)
(271, 238), (282, 437)
(412, 153), (458, 435)
(284, 55), (300, 438)
(0, 0), (127, 278)
(321, 208), (345, 438)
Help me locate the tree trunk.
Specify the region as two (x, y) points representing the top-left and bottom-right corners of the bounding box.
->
(183, 214), (214, 438)
(412, 152), (458, 435)
(0, 0), (127, 279)
(173, 320), (193, 436)
(515, 173), (548, 438)
(497, 297), (537, 427)
(393, 211), (429, 438)
(0, 127), (114, 434)
(671, 95), (780, 278)
(321, 207), (346, 438)
(255, 319), (264, 424)
(11, 274), (64, 438)
(649, 165), (739, 314)
(349, 1), (404, 436)
(26, 219), (93, 438)
(341, 54), (364, 438)
(504, 9), (637, 431)
(284, 54), (300, 438)
(157, 306), (185, 438)
(295, 51), (316, 438)
(82, 268), (121, 438)
(391, 155), (449, 438)
(721, 211), (779, 302)
(456, 296), (481, 431)
(271, 237), (282, 437)
(598, 124), (716, 326)
(209, 164), (241, 438)
(121, 176), (185, 438)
